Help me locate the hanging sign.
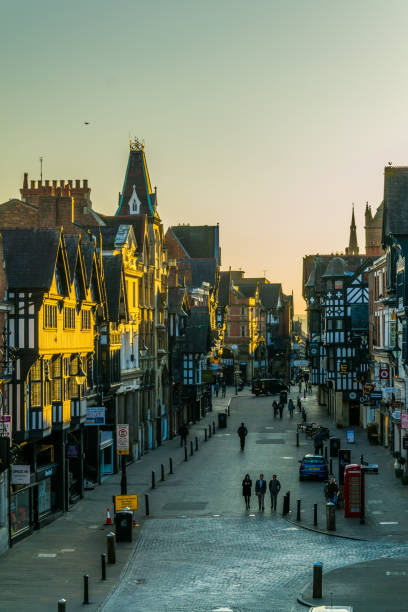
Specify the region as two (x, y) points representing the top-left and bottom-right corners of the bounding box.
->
(0, 415), (11, 438)
(116, 424), (129, 455)
(85, 407), (105, 426)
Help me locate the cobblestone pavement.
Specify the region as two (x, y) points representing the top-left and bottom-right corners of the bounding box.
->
(101, 515), (408, 612)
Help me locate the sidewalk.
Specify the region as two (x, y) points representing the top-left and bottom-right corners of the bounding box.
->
(283, 387), (408, 541)
(0, 388), (243, 611)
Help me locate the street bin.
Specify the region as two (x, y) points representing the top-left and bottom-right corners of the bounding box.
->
(115, 508), (133, 542)
(330, 437), (340, 458)
(218, 412), (227, 428)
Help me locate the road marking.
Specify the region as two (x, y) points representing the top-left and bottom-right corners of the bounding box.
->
(88, 525), (98, 529)
(60, 549), (75, 553)
(386, 571), (407, 576)
(38, 553), (56, 558)
(379, 521), (399, 525)
(370, 511), (384, 515)
(280, 457), (294, 460)
(284, 527), (298, 531)
(249, 514), (256, 517)
(213, 514), (220, 517)
(265, 427), (275, 430)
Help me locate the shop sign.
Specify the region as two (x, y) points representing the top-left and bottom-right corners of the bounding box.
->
(392, 401), (404, 408)
(66, 445), (79, 458)
(364, 384), (374, 394)
(85, 407), (105, 426)
(346, 430), (355, 444)
(401, 413), (408, 429)
(114, 494), (138, 511)
(382, 387), (398, 394)
(117, 424), (129, 455)
(11, 464), (30, 485)
(0, 415), (11, 438)
(293, 359), (309, 367)
(370, 391), (383, 400)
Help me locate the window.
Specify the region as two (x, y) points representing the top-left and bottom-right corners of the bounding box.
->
(133, 282), (136, 307)
(183, 355), (194, 385)
(52, 358), (61, 401)
(335, 319), (343, 330)
(30, 360), (42, 407)
(326, 319), (333, 331)
(44, 304), (57, 329)
(241, 306), (246, 316)
(81, 310), (91, 330)
(64, 307), (75, 329)
(241, 326), (246, 337)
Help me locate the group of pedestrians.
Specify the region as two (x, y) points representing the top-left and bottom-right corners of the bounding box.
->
(272, 396), (303, 419)
(214, 378), (227, 398)
(242, 473), (281, 511)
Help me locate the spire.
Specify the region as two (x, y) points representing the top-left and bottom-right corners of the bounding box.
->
(115, 140), (154, 217)
(346, 204), (359, 255)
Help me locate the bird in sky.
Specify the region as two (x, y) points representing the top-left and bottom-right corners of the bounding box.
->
(84, 121), (90, 125)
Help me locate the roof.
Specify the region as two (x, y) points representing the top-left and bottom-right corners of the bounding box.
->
(2, 228), (62, 290)
(383, 166), (408, 238)
(81, 240), (96, 288)
(187, 259), (217, 287)
(219, 271), (231, 307)
(182, 306), (212, 354)
(170, 225), (220, 262)
(102, 254), (123, 321)
(100, 214), (147, 252)
(116, 148), (154, 217)
(168, 287), (189, 314)
(65, 235), (79, 280)
(322, 257), (348, 278)
(259, 284), (282, 309)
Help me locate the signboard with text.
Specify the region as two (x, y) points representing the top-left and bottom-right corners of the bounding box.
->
(85, 407), (105, 426)
(114, 494), (138, 511)
(116, 424), (129, 455)
(0, 415), (11, 438)
(11, 464), (30, 485)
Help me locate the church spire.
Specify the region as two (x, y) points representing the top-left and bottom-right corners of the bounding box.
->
(345, 204), (359, 255)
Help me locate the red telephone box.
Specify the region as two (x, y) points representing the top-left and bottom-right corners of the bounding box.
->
(344, 464), (364, 518)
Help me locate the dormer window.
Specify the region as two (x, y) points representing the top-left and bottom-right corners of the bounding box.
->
(128, 184), (141, 214)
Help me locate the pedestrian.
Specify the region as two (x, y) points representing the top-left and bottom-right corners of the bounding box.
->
(237, 422), (248, 451)
(303, 386), (307, 399)
(326, 477), (339, 505)
(222, 380), (227, 398)
(242, 473), (252, 510)
(298, 381), (302, 393)
(288, 398), (294, 418)
(215, 379), (220, 398)
(268, 474), (281, 510)
(278, 402), (284, 419)
(302, 408), (307, 423)
(297, 395), (302, 412)
(314, 434), (323, 455)
(272, 400), (278, 418)
(255, 473), (267, 511)
(179, 422), (189, 446)
(308, 381), (312, 394)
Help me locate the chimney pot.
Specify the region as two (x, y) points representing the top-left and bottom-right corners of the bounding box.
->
(30, 181), (35, 189)
(23, 172), (28, 189)
(45, 180), (50, 187)
(52, 180), (57, 187)
(68, 180), (73, 187)
(60, 180), (65, 188)
(83, 179), (88, 189)
(75, 180), (80, 188)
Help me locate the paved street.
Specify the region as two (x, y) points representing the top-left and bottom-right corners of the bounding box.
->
(2, 387), (408, 611)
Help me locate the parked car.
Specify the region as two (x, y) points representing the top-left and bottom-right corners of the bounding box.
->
(299, 454), (328, 481)
(251, 378), (288, 396)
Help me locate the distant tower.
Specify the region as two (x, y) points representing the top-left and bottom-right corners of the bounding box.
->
(345, 205), (359, 255)
(365, 201), (384, 256)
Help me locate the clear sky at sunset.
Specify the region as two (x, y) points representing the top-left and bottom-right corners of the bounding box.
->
(2, 0), (408, 313)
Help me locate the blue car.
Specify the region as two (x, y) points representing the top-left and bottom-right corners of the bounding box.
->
(299, 454), (328, 481)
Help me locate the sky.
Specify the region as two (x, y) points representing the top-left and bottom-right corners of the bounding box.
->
(2, 0), (408, 314)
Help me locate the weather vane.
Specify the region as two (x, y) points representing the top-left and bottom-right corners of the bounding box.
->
(129, 137), (145, 151)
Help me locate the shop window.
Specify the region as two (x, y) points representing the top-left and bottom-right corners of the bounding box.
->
(63, 307), (75, 329)
(37, 478), (52, 516)
(10, 489), (30, 536)
(44, 304), (57, 329)
(69, 377), (79, 399)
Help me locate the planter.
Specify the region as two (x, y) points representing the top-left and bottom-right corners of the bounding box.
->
(395, 468), (403, 478)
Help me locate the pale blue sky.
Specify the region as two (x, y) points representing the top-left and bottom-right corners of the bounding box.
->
(2, 0), (408, 311)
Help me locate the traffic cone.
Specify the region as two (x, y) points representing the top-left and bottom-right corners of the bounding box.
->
(105, 508), (113, 525)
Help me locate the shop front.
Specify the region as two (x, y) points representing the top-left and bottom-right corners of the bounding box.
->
(0, 470), (9, 554)
(100, 431), (114, 476)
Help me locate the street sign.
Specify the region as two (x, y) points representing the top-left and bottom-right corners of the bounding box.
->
(114, 494), (138, 511)
(85, 407), (105, 426)
(117, 424), (129, 455)
(379, 367), (390, 380)
(401, 413), (408, 429)
(293, 359), (309, 367)
(382, 387), (398, 394)
(370, 391), (382, 400)
(11, 464), (30, 485)
(0, 415), (11, 438)
(340, 363), (348, 374)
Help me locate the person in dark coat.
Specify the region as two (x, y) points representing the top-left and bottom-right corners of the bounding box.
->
(326, 477), (339, 504)
(288, 399), (294, 418)
(268, 474), (281, 510)
(179, 422), (189, 446)
(297, 396), (302, 412)
(302, 408), (307, 423)
(272, 400), (279, 418)
(278, 402), (284, 419)
(314, 434), (323, 455)
(237, 422), (248, 451)
(242, 473), (252, 510)
(255, 473), (267, 511)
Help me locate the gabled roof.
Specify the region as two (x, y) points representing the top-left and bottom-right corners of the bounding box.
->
(259, 284), (282, 309)
(2, 228), (67, 291)
(219, 271), (231, 308)
(65, 234), (79, 280)
(168, 287), (190, 314)
(81, 240), (96, 288)
(188, 259), (217, 287)
(116, 147), (154, 217)
(99, 214), (148, 253)
(102, 254), (126, 322)
(169, 225), (220, 263)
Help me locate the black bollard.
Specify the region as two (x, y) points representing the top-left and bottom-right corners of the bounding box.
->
(296, 499), (301, 521)
(195, 436), (198, 451)
(184, 445), (188, 461)
(287, 490), (290, 512)
(296, 432), (299, 447)
(205, 428), (208, 442)
(324, 446), (328, 460)
(161, 463), (165, 481)
(151, 471), (155, 489)
(326, 502), (336, 531)
(83, 574), (89, 605)
(101, 553), (106, 581)
(314, 503), (318, 526)
(169, 457), (173, 474)
(227, 403), (231, 416)
(58, 600), (66, 612)
(190, 440), (194, 456)
(209, 425), (212, 438)
(212, 421), (215, 434)
(282, 493), (289, 515)
(107, 532), (116, 564)
(329, 458), (333, 474)
(145, 494), (150, 517)
(312, 562), (323, 598)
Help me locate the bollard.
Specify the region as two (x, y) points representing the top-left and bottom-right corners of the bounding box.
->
(58, 599), (66, 612)
(145, 493), (150, 517)
(329, 458), (333, 474)
(324, 446), (328, 460)
(282, 493), (289, 515)
(312, 562), (323, 598)
(360, 454), (364, 465)
(326, 502), (336, 531)
(107, 532), (116, 564)
(152, 471), (156, 489)
(83, 574), (89, 604)
(314, 503), (318, 526)
(296, 432), (299, 447)
(169, 457), (173, 474)
(101, 553), (106, 581)
(212, 421), (215, 434)
(184, 445), (188, 461)
(190, 440), (194, 456)
(205, 428), (208, 442)
(286, 490), (290, 512)
(227, 403), (230, 416)
(195, 436), (198, 451)
(209, 425), (212, 438)
(296, 499), (301, 521)
(161, 464), (165, 481)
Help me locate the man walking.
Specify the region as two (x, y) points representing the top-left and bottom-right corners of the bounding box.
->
(255, 473), (267, 511)
(179, 422), (189, 446)
(278, 402), (284, 419)
(268, 474), (281, 510)
(237, 422), (248, 451)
